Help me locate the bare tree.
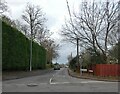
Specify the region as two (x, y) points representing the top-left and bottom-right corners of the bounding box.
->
(0, 0), (8, 14)
(22, 3), (46, 40)
(36, 26), (53, 45)
(41, 39), (59, 65)
(22, 3), (46, 71)
(61, 1), (119, 63)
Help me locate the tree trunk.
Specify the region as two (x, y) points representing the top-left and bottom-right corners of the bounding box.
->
(102, 54), (107, 64)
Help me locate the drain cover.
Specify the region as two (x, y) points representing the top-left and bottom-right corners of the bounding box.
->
(27, 83), (38, 87)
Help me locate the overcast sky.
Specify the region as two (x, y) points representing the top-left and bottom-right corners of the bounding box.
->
(3, 0), (82, 64)
(3, 0), (118, 64)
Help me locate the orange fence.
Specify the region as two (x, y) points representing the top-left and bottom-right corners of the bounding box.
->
(93, 64), (120, 77)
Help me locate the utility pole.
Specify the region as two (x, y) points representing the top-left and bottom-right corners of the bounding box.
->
(76, 37), (80, 73)
(118, 1), (120, 65)
(66, 0), (73, 26)
(80, 55), (82, 76)
(66, 0), (80, 73)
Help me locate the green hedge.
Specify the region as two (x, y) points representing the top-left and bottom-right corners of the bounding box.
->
(2, 21), (46, 71)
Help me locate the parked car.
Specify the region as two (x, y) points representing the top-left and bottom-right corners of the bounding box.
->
(54, 65), (60, 70)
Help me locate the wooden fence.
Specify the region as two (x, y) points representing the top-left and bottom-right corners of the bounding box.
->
(93, 64), (120, 77)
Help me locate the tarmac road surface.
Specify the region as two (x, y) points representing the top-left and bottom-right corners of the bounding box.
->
(2, 68), (119, 92)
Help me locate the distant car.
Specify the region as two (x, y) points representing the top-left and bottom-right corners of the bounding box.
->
(54, 65), (60, 70)
(65, 66), (68, 68)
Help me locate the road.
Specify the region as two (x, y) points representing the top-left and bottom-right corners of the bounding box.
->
(2, 68), (119, 92)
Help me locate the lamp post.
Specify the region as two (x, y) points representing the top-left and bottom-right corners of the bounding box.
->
(29, 35), (33, 71)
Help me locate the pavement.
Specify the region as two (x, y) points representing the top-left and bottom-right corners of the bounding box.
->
(68, 69), (120, 82)
(2, 68), (119, 92)
(2, 68), (54, 81)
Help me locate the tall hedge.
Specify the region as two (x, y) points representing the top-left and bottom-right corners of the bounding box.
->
(2, 21), (46, 71)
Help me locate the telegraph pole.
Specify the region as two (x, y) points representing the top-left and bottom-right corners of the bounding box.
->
(66, 0), (80, 73)
(118, 1), (120, 65)
(76, 37), (80, 73)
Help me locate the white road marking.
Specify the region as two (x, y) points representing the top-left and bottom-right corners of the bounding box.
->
(50, 82), (70, 85)
(27, 83), (38, 87)
(49, 78), (52, 84)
